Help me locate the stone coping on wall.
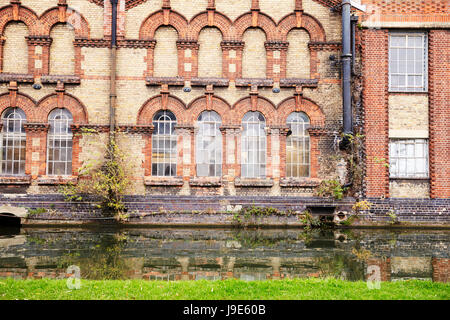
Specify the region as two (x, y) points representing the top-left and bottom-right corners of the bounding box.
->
(146, 77), (185, 86)
(189, 177), (222, 187)
(235, 78), (274, 88)
(36, 176), (78, 185)
(41, 75), (81, 84)
(234, 178), (274, 187)
(144, 176), (184, 186)
(0, 175), (32, 185)
(0, 73), (34, 83)
(280, 178), (322, 187)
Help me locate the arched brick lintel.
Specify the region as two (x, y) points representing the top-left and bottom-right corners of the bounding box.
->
(40, 7), (90, 38)
(139, 10), (189, 39)
(187, 11), (233, 40)
(232, 96), (277, 125)
(233, 12), (278, 41)
(137, 94), (187, 124)
(277, 96), (325, 127)
(186, 95), (232, 124)
(0, 5), (40, 36)
(278, 13), (326, 42)
(0, 92), (36, 119)
(35, 93), (88, 123)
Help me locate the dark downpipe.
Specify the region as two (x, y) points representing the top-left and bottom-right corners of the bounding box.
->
(109, 0), (118, 139)
(341, 0), (352, 137)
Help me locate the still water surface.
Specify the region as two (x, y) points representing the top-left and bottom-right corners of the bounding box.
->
(0, 227), (448, 282)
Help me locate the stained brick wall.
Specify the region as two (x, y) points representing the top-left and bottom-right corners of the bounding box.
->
(361, 28), (389, 198)
(428, 30), (450, 199)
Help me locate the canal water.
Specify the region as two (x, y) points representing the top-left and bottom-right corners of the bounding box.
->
(0, 227), (448, 282)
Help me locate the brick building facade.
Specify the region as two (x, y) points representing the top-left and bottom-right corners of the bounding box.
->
(0, 0), (448, 219)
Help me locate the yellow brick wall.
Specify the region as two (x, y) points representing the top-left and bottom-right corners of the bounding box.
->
(50, 23), (75, 75)
(81, 47), (110, 76)
(153, 26), (179, 77)
(20, 0), (55, 15)
(117, 48), (147, 77)
(216, 0), (251, 21)
(260, 0), (295, 23)
(20, 0), (104, 38)
(2, 22), (28, 74)
(242, 28), (267, 79)
(303, 0), (341, 41)
(198, 27), (223, 78)
(125, 0), (161, 39)
(286, 28), (310, 78)
(390, 181), (430, 198)
(171, 0), (209, 20)
(389, 94), (429, 138)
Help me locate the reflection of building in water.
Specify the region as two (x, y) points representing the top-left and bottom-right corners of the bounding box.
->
(0, 230), (449, 282)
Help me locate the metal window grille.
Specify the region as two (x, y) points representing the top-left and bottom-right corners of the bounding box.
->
(389, 139), (429, 178)
(0, 108), (26, 175)
(241, 111), (266, 178)
(195, 110), (222, 177)
(152, 110), (177, 177)
(47, 108), (73, 176)
(286, 112), (310, 178)
(389, 32), (428, 92)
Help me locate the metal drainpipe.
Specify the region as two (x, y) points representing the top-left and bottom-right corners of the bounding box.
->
(341, 0), (352, 136)
(109, 0), (118, 140)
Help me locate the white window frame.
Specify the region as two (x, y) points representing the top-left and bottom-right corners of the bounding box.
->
(195, 111), (222, 177)
(389, 32), (428, 92)
(286, 112), (310, 178)
(47, 108), (73, 176)
(389, 139), (429, 178)
(152, 110), (177, 177)
(0, 107), (26, 176)
(241, 111), (266, 178)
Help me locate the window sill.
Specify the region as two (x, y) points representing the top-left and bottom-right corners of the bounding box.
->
(235, 78), (274, 87)
(388, 90), (428, 94)
(0, 175), (32, 185)
(189, 177), (222, 187)
(280, 178), (321, 187)
(36, 176), (78, 185)
(280, 78), (318, 88)
(144, 176), (184, 186)
(234, 178), (274, 187)
(389, 177), (430, 181)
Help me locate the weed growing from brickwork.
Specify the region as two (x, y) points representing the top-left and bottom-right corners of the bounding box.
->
(60, 129), (131, 221)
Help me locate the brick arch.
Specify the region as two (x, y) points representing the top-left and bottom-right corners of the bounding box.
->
(232, 96), (277, 125)
(36, 94), (88, 123)
(137, 95), (187, 125)
(40, 7), (90, 38)
(277, 97), (325, 127)
(0, 5), (40, 36)
(278, 13), (326, 42)
(139, 10), (188, 39)
(0, 92), (36, 120)
(187, 11), (234, 40)
(234, 12), (278, 41)
(186, 95), (232, 124)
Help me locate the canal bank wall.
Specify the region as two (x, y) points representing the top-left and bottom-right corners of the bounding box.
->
(0, 195), (449, 227)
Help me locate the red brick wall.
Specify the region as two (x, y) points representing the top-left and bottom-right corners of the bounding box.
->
(361, 29), (389, 198)
(428, 30), (450, 199)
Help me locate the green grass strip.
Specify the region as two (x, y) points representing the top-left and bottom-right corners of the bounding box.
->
(0, 278), (449, 300)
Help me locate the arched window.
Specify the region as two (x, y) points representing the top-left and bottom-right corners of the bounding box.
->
(47, 108), (73, 176)
(152, 110), (177, 177)
(286, 112), (310, 177)
(1, 108), (26, 175)
(241, 111), (266, 178)
(196, 111), (222, 177)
